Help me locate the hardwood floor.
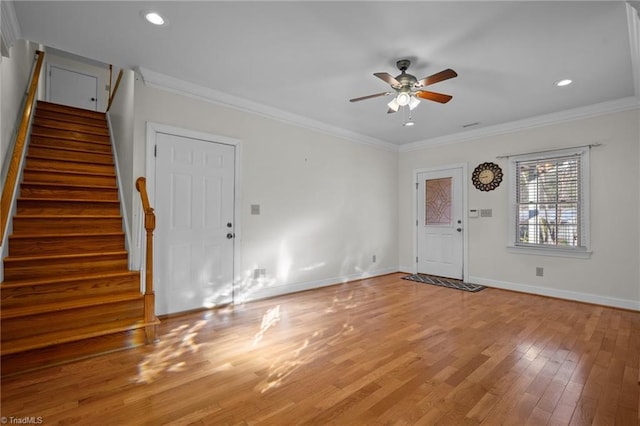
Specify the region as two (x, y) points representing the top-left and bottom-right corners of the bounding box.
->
(1, 273), (638, 425)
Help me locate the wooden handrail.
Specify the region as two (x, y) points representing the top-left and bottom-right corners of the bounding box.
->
(106, 69), (124, 112)
(1, 50), (45, 242)
(136, 177), (158, 342)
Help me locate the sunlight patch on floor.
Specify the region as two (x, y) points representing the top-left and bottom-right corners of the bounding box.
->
(134, 320), (208, 384)
(253, 305), (281, 346)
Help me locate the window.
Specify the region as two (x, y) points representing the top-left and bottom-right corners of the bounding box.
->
(508, 147), (591, 258)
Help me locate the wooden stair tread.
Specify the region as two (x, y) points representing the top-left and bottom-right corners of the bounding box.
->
(30, 134), (111, 148)
(0, 270), (139, 288)
(0, 292), (144, 319)
(35, 109), (108, 129)
(29, 143), (113, 157)
(17, 197), (119, 203)
(9, 231), (124, 240)
(19, 182), (118, 190)
(0, 318), (159, 356)
(13, 213), (121, 219)
(4, 250), (128, 263)
(32, 119), (110, 136)
(23, 167), (115, 177)
(27, 153), (113, 166)
(36, 101), (106, 119)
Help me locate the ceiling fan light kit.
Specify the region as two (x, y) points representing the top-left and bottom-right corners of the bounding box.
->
(396, 92), (411, 106)
(350, 59), (457, 126)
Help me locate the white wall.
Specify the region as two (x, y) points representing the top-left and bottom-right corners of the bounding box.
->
(1, 39), (35, 173)
(399, 110), (640, 309)
(106, 69), (135, 258)
(132, 77), (399, 302)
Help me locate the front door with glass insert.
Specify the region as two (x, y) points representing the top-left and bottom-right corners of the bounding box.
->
(416, 167), (463, 279)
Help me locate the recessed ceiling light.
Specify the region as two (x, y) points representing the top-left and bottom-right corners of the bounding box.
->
(145, 12), (165, 26)
(554, 79), (573, 87)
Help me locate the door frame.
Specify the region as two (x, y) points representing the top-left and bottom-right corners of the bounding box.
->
(145, 122), (242, 304)
(413, 163), (469, 281)
(45, 63), (100, 111)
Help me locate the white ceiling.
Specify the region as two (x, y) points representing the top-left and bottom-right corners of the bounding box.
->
(12, 1), (640, 147)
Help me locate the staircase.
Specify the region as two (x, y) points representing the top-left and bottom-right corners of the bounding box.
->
(1, 101), (156, 376)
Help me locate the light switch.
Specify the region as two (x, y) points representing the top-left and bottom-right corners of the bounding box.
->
(251, 204), (260, 215)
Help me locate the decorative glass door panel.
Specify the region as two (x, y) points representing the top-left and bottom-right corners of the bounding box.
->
(425, 177), (452, 226)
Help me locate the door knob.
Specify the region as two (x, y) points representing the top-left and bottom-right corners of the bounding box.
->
(91, 97), (96, 101)
(456, 228), (462, 232)
(226, 233), (235, 239)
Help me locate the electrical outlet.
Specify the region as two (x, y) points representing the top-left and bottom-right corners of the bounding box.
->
(536, 267), (544, 277)
(253, 268), (266, 279)
(251, 204), (260, 215)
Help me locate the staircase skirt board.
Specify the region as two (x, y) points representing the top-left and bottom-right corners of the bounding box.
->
(1, 101), (154, 375)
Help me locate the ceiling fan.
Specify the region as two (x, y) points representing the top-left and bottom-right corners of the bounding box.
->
(350, 60), (458, 116)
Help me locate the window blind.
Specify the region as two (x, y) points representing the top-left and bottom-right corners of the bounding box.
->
(515, 154), (581, 247)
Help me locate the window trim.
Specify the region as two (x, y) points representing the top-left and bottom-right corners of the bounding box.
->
(507, 146), (591, 258)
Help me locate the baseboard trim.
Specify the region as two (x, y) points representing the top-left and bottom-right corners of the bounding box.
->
(469, 275), (639, 311)
(237, 267), (399, 303)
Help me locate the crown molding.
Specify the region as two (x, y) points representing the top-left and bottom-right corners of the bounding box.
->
(399, 96), (640, 153)
(137, 65), (637, 155)
(136, 67), (398, 152)
(1, 0), (21, 58)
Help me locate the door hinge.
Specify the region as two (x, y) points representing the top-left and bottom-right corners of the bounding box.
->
(416, 182), (419, 190)
(154, 145), (157, 157)
(416, 219), (418, 226)
(416, 256), (419, 263)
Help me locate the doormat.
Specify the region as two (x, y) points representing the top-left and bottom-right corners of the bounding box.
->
(402, 274), (486, 293)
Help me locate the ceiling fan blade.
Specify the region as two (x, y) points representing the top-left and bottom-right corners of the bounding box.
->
(415, 90), (453, 103)
(349, 92), (391, 102)
(374, 72), (401, 87)
(387, 108), (398, 114)
(417, 69), (458, 87)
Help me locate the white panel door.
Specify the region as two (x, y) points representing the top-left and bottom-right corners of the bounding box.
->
(155, 133), (235, 315)
(417, 167), (463, 279)
(47, 65), (98, 111)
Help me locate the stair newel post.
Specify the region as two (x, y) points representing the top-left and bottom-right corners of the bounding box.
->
(136, 177), (158, 343)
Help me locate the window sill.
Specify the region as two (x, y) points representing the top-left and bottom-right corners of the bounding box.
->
(507, 245), (592, 259)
